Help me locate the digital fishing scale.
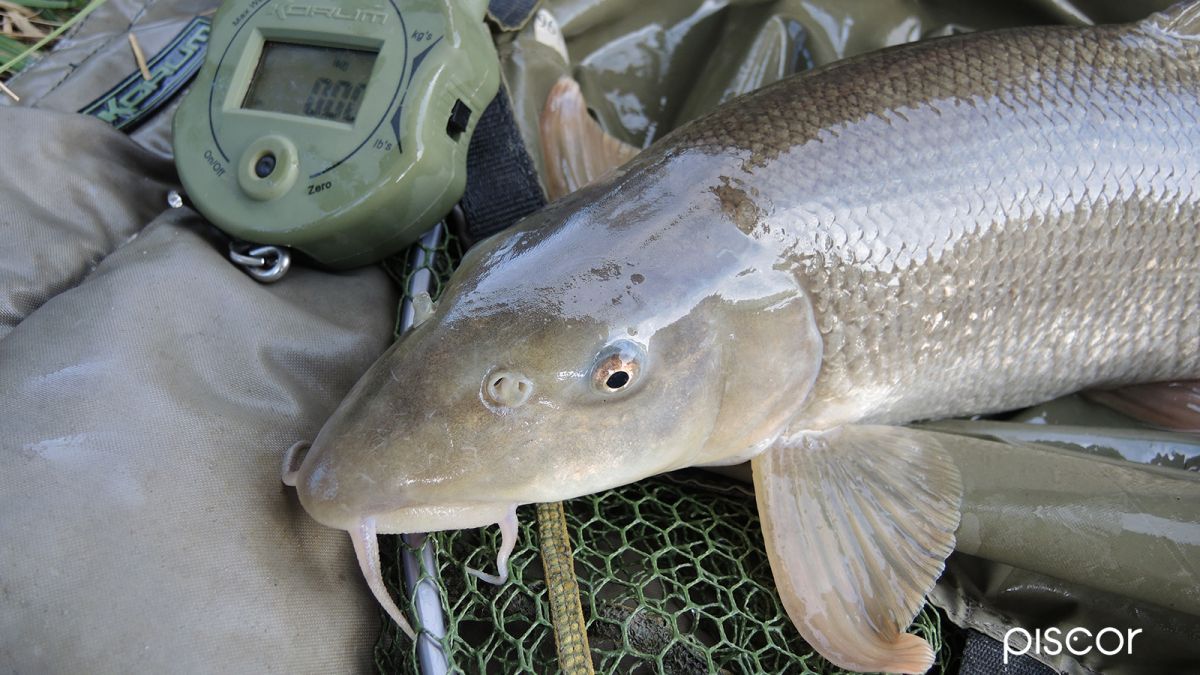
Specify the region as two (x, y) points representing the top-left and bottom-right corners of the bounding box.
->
(173, 0), (499, 269)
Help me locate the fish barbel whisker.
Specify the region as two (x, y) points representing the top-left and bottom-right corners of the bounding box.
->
(280, 441), (310, 487)
(351, 516), (417, 639)
(465, 505), (519, 585)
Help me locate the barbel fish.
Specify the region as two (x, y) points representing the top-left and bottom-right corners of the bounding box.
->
(283, 4), (1200, 672)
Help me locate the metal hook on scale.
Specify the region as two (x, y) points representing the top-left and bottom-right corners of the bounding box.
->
(228, 241), (292, 283)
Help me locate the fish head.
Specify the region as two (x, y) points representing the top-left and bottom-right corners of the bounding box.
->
(293, 156), (823, 536)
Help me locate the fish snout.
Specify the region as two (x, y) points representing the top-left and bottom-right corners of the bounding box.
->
(483, 369), (534, 408)
(292, 441), (369, 531)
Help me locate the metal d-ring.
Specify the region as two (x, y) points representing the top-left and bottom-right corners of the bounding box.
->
(228, 242), (291, 283)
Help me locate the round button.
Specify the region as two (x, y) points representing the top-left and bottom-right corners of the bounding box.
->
(254, 153), (277, 178)
(239, 136), (298, 201)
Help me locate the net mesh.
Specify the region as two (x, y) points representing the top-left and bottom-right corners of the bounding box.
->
(375, 230), (949, 674)
(375, 470), (950, 674)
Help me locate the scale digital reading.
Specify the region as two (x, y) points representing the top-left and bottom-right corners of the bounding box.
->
(173, 0), (499, 268)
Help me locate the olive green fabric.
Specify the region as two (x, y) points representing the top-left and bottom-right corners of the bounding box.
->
(931, 428), (1200, 674)
(936, 554), (1200, 675)
(0, 109), (177, 337)
(0, 110), (393, 672)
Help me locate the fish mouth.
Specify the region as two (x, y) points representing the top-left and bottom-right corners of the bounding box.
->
(285, 445), (524, 639)
(348, 502), (520, 641)
(370, 501), (519, 535)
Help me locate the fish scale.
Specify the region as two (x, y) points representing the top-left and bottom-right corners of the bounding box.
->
(653, 23), (1200, 427)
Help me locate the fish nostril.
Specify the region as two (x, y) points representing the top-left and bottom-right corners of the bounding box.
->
(485, 370), (534, 407)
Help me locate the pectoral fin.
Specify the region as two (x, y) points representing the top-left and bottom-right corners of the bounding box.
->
(411, 292), (436, 328)
(540, 77), (640, 201)
(751, 425), (962, 674)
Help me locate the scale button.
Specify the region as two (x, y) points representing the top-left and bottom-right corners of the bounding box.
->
(239, 136), (298, 201)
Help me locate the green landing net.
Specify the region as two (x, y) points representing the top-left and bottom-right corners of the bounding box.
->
(376, 235), (949, 674)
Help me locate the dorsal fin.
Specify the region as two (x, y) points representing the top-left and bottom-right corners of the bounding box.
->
(1139, 1), (1200, 38)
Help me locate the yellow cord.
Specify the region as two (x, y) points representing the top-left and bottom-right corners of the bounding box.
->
(537, 501), (595, 675)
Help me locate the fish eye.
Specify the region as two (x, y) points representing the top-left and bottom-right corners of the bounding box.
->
(590, 340), (644, 394)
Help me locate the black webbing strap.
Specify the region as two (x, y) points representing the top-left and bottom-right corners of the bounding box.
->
(458, 85), (547, 244)
(486, 0), (541, 32)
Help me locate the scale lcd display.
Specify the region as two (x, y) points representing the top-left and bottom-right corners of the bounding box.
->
(243, 42), (377, 123)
